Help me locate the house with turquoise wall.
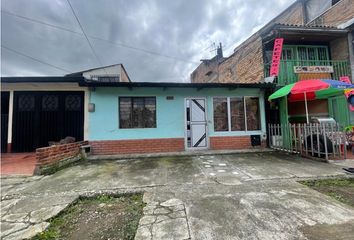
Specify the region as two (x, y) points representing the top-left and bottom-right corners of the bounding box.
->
(83, 81), (271, 155)
(1, 65), (272, 155)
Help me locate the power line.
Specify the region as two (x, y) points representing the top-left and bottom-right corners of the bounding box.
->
(1, 45), (71, 73)
(1, 10), (82, 35)
(66, 0), (107, 73)
(1, 9), (199, 64)
(89, 35), (199, 64)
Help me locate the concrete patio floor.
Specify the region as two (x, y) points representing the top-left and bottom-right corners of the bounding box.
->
(1, 153), (36, 176)
(1, 151), (354, 240)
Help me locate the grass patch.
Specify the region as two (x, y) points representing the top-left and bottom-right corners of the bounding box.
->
(32, 193), (145, 240)
(300, 178), (354, 208)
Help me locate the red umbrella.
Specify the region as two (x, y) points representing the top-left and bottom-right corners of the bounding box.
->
(269, 79), (354, 123)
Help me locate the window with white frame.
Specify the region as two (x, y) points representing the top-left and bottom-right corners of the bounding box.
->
(213, 97), (261, 132)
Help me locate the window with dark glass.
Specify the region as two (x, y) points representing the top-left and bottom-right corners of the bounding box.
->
(213, 97), (261, 132)
(119, 97), (156, 128)
(230, 97), (245, 131)
(213, 98), (228, 131)
(245, 97), (261, 131)
(91, 75), (120, 82)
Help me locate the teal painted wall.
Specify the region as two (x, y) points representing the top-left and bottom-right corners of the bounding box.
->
(89, 87), (266, 141)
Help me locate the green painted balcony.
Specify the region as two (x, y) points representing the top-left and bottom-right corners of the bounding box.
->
(265, 59), (351, 86)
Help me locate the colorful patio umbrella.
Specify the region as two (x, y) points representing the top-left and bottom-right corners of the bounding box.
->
(268, 79), (354, 123)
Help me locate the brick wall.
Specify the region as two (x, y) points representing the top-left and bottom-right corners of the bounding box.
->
(308, 0), (354, 27)
(35, 141), (88, 174)
(330, 37), (350, 61)
(191, 0), (353, 85)
(270, 0), (304, 25)
(90, 138), (185, 155)
(191, 59), (220, 83)
(218, 36), (264, 83)
(91, 137), (264, 155)
(220, 1), (305, 84)
(191, 1), (305, 84)
(210, 136), (265, 150)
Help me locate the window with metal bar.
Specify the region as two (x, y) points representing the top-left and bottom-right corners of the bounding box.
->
(213, 97), (261, 132)
(119, 97), (156, 128)
(230, 97), (245, 131)
(213, 98), (228, 131)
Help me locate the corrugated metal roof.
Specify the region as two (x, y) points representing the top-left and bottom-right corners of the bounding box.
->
(1, 76), (274, 88)
(79, 81), (274, 89)
(1, 76), (84, 83)
(273, 23), (340, 30)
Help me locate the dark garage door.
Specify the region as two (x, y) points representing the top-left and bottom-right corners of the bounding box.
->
(12, 91), (84, 152)
(1, 92), (9, 153)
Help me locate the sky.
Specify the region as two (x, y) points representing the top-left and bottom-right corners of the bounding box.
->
(1, 0), (295, 82)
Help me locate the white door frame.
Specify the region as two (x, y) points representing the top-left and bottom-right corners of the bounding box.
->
(184, 97), (209, 150)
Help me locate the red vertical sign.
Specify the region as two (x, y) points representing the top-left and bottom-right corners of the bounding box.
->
(270, 38), (284, 77)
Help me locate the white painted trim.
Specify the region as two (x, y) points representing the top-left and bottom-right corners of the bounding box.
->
(7, 91), (14, 144)
(212, 130), (264, 136)
(227, 97), (231, 132)
(184, 98), (188, 150)
(243, 97), (248, 131)
(211, 95), (264, 133)
(259, 91), (267, 134)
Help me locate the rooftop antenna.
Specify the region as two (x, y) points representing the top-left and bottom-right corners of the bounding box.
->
(209, 42), (217, 56)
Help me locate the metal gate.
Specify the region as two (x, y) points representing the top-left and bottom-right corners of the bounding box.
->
(12, 91), (84, 152)
(185, 98), (208, 149)
(268, 123), (347, 160)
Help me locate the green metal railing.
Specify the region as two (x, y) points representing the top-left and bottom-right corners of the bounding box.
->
(265, 60), (351, 86)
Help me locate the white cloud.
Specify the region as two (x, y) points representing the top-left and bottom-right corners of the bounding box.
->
(1, 0), (295, 81)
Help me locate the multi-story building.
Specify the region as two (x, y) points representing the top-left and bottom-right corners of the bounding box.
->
(191, 0), (354, 127)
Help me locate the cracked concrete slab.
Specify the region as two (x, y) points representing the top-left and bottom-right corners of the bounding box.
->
(152, 218), (189, 240)
(29, 205), (67, 223)
(4, 195), (77, 215)
(1, 152), (354, 239)
(0, 222), (29, 239)
(1, 213), (29, 223)
(2, 222), (49, 240)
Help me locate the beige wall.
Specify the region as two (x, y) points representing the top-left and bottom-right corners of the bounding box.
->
(82, 65), (121, 79)
(82, 64), (131, 82)
(120, 67), (131, 82)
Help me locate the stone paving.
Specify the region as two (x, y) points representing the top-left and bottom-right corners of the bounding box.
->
(135, 197), (190, 240)
(1, 152), (354, 240)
